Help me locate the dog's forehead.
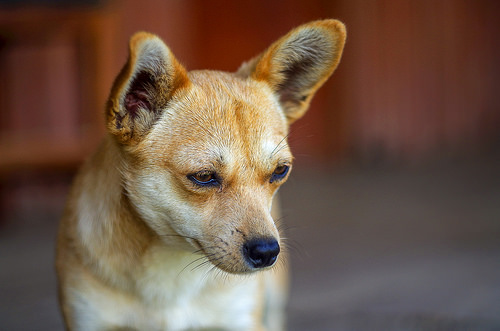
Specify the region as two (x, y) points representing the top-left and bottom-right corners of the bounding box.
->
(154, 71), (291, 168)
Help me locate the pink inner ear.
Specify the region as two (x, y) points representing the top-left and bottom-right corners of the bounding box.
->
(125, 90), (151, 118)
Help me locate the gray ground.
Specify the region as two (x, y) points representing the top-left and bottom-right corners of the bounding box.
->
(1, 156), (499, 330)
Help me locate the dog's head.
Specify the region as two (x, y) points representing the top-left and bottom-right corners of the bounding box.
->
(106, 20), (346, 274)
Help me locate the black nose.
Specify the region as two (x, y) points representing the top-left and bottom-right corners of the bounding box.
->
(243, 238), (280, 269)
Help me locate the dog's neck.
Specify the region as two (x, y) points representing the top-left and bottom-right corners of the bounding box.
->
(70, 136), (152, 286)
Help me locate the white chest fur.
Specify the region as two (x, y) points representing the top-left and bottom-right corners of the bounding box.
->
(73, 247), (261, 331)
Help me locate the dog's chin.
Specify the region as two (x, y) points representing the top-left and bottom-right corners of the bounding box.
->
(206, 255), (275, 275)
(214, 262), (255, 275)
(193, 245), (250, 274)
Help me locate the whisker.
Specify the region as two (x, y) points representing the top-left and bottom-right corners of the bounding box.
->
(192, 259), (215, 273)
(275, 253), (289, 272)
(280, 239), (304, 258)
(201, 259), (223, 282)
(273, 143), (290, 157)
(271, 133), (290, 157)
(274, 215), (287, 230)
(159, 233), (199, 242)
(179, 253), (214, 275)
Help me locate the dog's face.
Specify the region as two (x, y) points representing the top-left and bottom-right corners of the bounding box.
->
(106, 21), (346, 274)
(126, 74), (290, 274)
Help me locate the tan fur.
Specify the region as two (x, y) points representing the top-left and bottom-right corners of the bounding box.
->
(56, 20), (346, 331)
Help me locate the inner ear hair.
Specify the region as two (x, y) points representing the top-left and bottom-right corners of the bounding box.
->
(278, 31), (333, 93)
(124, 71), (155, 118)
(106, 32), (189, 144)
(243, 20), (346, 124)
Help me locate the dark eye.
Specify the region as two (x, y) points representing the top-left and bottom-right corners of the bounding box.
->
(270, 164), (290, 183)
(188, 171), (220, 187)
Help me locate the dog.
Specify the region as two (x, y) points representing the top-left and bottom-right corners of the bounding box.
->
(56, 19), (346, 331)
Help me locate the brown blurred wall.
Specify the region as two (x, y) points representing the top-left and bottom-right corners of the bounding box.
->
(1, 0), (499, 176)
(335, 0), (500, 163)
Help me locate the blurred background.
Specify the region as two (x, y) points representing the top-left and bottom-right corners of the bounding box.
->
(1, 0), (499, 330)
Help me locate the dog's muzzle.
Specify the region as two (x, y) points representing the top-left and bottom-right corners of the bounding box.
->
(243, 238), (280, 269)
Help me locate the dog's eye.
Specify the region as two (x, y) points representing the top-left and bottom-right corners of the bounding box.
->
(188, 171), (219, 187)
(270, 164), (290, 183)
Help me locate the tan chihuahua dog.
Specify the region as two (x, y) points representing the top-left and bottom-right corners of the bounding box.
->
(56, 19), (346, 331)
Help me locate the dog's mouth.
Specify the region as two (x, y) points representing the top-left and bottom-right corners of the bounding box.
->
(189, 236), (280, 274)
(190, 238), (204, 252)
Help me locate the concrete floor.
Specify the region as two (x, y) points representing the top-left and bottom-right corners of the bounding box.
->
(1, 156), (500, 330)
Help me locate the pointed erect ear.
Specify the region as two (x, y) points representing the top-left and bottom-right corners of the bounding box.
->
(238, 20), (346, 124)
(107, 32), (189, 144)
